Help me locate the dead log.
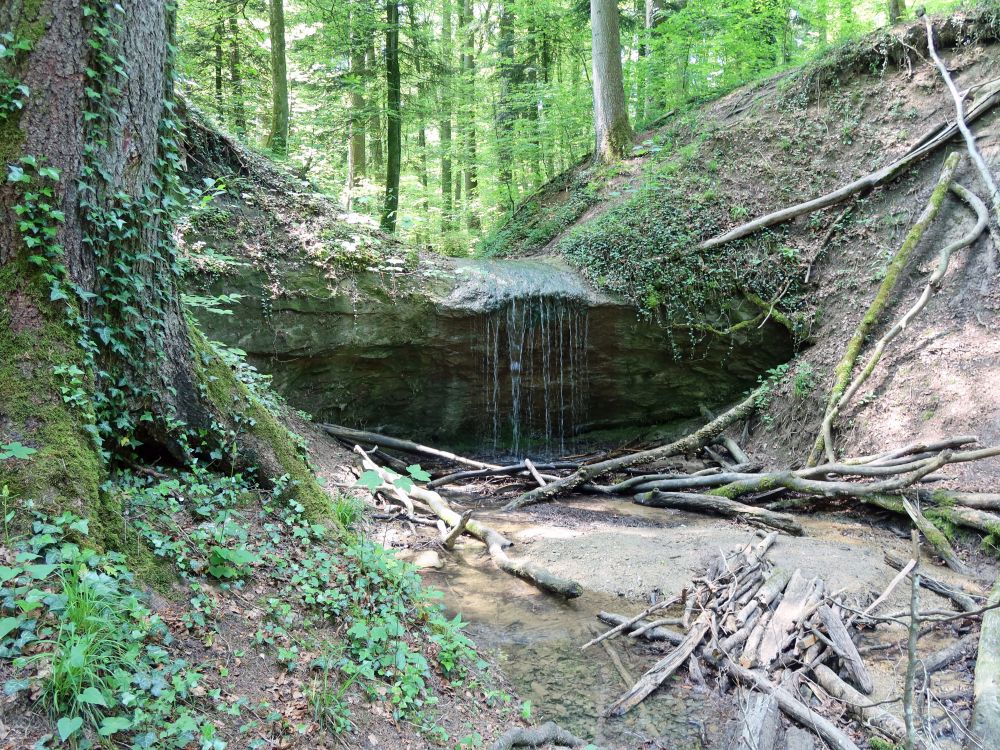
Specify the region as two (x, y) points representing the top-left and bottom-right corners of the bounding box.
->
(697, 80), (1000, 252)
(817, 604), (874, 694)
(505, 385), (765, 509)
(721, 658), (863, 750)
(325, 424), (500, 470)
(922, 631), (978, 675)
(756, 571), (820, 668)
(902, 497), (971, 574)
(730, 693), (780, 750)
(427, 461), (579, 489)
(884, 551), (980, 612)
(596, 612), (684, 645)
(634, 491), (804, 535)
(489, 721), (590, 750)
(783, 727), (816, 750)
(582, 595), (680, 650)
(808, 152), (964, 465)
(846, 436), (978, 465)
(812, 663), (912, 747)
(969, 573), (1000, 748)
(928, 492), (1000, 510)
(354, 447), (582, 598)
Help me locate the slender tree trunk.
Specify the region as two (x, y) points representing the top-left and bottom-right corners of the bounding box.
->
(367, 42), (383, 175)
(590, 0), (632, 163)
(346, 4), (367, 210)
(440, 0), (453, 231)
(497, 4), (517, 211)
(228, 13), (246, 135)
(382, 0), (401, 232)
(407, 0), (429, 239)
(265, 0), (289, 154)
(888, 0), (902, 24)
(214, 20), (224, 117)
(461, 0), (478, 230)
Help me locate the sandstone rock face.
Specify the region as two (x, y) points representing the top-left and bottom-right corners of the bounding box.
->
(194, 254), (793, 455)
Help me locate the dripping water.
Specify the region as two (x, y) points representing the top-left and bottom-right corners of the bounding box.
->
(481, 297), (589, 458)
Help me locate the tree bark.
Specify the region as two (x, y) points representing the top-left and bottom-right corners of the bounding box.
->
(265, 0), (289, 154)
(381, 0), (401, 231)
(590, 0), (633, 162)
(0, 0), (329, 538)
(439, 0), (454, 231)
(228, 12), (246, 135)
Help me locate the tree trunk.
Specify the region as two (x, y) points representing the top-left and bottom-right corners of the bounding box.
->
(440, 0), (453, 232)
(888, 0), (902, 25)
(407, 0), (429, 239)
(265, 0), (289, 154)
(228, 12), (246, 136)
(497, 4), (517, 211)
(381, 0), (401, 232)
(366, 42), (383, 175)
(213, 20), (224, 117)
(590, 0), (633, 163)
(0, 0), (328, 540)
(461, 0), (479, 230)
(345, 9), (367, 210)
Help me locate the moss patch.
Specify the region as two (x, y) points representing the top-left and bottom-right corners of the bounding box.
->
(0, 261), (108, 541)
(189, 326), (332, 522)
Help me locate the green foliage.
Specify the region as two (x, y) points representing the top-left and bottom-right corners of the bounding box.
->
(0, 32), (31, 119)
(0, 510), (215, 747)
(792, 361), (817, 399)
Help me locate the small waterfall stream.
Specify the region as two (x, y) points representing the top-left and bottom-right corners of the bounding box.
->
(482, 297), (589, 457)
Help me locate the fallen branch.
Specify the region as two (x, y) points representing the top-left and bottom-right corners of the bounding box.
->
(634, 490), (804, 535)
(582, 595), (680, 650)
(595, 612), (684, 645)
(902, 497), (971, 574)
(505, 385), (765, 510)
(809, 152), (963, 465)
(441, 509), (473, 551)
(354, 447), (582, 598)
(324, 424), (500, 470)
(812, 663), (911, 747)
(884, 551), (981, 613)
(697, 79), (1000, 251)
(922, 631), (978, 675)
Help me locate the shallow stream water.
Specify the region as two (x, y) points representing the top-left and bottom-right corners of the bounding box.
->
(423, 506), (733, 749)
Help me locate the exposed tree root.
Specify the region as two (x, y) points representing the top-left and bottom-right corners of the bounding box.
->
(808, 152), (963, 465)
(697, 78), (1000, 250)
(925, 16), (1000, 221)
(488, 722), (591, 750)
(815, 179), (988, 464)
(353, 447), (583, 598)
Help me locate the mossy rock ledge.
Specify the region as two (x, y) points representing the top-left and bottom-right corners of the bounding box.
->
(191, 253), (793, 453)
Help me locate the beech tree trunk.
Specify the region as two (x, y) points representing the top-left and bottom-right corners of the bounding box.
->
(381, 0), (401, 231)
(590, 0), (633, 162)
(345, 26), (366, 209)
(265, 0), (289, 154)
(461, 0), (479, 230)
(440, 0), (454, 231)
(228, 12), (246, 135)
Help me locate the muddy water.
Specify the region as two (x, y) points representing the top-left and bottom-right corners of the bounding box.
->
(423, 503), (733, 748)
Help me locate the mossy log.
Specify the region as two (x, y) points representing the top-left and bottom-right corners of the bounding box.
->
(488, 722), (590, 750)
(808, 152), (962, 465)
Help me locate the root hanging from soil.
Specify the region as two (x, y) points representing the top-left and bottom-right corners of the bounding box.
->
(696, 76), (1000, 250)
(808, 152), (963, 465)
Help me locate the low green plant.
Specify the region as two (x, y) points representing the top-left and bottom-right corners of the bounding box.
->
(792, 362), (816, 399)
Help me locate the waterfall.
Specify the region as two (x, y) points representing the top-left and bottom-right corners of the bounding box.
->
(482, 297), (589, 458)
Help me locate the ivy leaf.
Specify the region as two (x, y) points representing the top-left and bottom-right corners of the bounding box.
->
(79, 686), (110, 707)
(0, 442), (36, 460)
(57, 716), (83, 741)
(37, 166), (60, 181)
(6, 165), (27, 184)
(354, 471), (382, 491)
(392, 476), (414, 493)
(0, 617), (22, 640)
(98, 716), (132, 736)
(406, 464), (431, 482)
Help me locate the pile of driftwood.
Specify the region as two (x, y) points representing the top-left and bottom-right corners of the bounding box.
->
(587, 531), (1000, 749)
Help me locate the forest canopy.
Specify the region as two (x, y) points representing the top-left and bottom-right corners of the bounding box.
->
(175, 0), (963, 252)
